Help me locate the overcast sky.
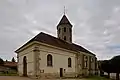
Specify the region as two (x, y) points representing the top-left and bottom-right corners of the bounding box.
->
(0, 0), (120, 61)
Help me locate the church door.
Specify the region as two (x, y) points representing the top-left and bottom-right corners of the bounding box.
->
(23, 56), (27, 76)
(60, 68), (63, 77)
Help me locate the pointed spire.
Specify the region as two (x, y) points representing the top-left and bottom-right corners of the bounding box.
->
(57, 14), (72, 28)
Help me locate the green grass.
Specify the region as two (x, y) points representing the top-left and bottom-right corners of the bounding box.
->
(84, 76), (112, 80)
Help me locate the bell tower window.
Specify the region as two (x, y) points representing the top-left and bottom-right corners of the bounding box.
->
(64, 27), (66, 32)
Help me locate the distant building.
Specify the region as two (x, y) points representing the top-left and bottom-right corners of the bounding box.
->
(0, 61), (17, 73)
(15, 14), (97, 78)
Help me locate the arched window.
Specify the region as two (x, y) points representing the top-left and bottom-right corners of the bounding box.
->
(47, 54), (53, 66)
(64, 27), (66, 32)
(85, 61), (87, 68)
(84, 56), (88, 68)
(68, 57), (72, 67)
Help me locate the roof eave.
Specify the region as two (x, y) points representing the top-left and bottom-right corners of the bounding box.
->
(15, 41), (37, 53)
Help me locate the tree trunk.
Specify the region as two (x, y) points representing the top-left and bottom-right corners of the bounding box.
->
(116, 73), (119, 80)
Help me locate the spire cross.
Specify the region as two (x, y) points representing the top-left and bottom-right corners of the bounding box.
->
(64, 6), (66, 15)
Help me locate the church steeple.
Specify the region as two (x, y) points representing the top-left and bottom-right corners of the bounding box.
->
(57, 14), (73, 43)
(57, 15), (72, 29)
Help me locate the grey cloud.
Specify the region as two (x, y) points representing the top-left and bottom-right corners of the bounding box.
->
(0, 0), (120, 60)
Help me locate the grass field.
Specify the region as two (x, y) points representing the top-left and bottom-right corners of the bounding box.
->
(84, 76), (112, 80)
(0, 73), (18, 76)
(0, 71), (18, 76)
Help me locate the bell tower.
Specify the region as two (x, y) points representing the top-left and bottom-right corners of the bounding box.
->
(57, 14), (73, 43)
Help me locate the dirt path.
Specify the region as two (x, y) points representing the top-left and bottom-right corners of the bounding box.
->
(0, 76), (86, 80)
(0, 76), (33, 80)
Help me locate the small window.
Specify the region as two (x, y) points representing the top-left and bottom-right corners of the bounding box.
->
(64, 27), (66, 32)
(47, 54), (53, 66)
(64, 36), (66, 41)
(68, 58), (72, 67)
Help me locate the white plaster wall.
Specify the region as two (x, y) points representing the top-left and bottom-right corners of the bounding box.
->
(17, 45), (35, 76)
(38, 44), (76, 74)
(17, 41), (96, 77)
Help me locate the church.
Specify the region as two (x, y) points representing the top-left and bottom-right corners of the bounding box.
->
(15, 13), (97, 78)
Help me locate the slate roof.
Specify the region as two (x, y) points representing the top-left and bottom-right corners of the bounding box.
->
(57, 15), (72, 29)
(15, 32), (95, 56)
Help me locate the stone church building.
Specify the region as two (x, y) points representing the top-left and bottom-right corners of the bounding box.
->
(15, 14), (97, 78)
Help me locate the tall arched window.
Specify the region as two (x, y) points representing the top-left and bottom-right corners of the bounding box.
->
(47, 54), (53, 66)
(84, 56), (88, 68)
(64, 27), (66, 32)
(68, 57), (72, 67)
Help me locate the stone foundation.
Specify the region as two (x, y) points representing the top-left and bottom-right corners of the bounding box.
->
(19, 71), (96, 79)
(27, 72), (77, 79)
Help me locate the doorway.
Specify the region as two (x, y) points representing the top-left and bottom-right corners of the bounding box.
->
(23, 56), (27, 76)
(60, 68), (63, 77)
